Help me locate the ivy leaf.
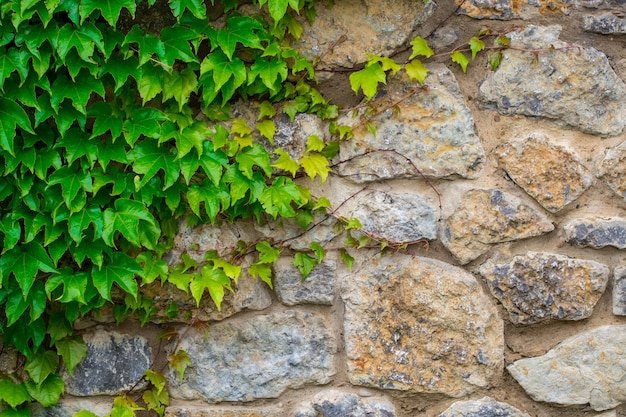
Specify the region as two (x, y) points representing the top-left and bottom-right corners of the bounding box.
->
(136, 252), (169, 285)
(469, 37), (485, 60)
(451, 51), (470, 72)
(123, 26), (165, 67)
(300, 152), (330, 183)
(87, 102), (124, 140)
(91, 252), (142, 301)
(187, 181), (230, 222)
(0, 47), (30, 89)
(236, 144), (272, 179)
(25, 374), (64, 407)
(256, 241), (281, 264)
(50, 70), (105, 114)
(293, 252), (316, 279)
(267, 0), (288, 22)
(122, 107), (167, 146)
(272, 148), (299, 177)
(24, 350), (59, 386)
(162, 67), (198, 112)
(366, 54), (400, 74)
(200, 49), (246, 94)
(47, 165), (92, 211)
(0, 380), (32, 408)
(215, 15), (264, 60)
(0, 98), (35, 156)
(248, 56), (287, 93)
(144, 369), (167, 395)
(409, 36), (434, 60)
(102, 198), (157, 248)
(159, 26), (199, 66)
(0, 217), (21, 252)
(168, 350), (191, 382)
(310, 241), (326, 264)
(54, 127), (97, 166)
(256, 119), (275, 143)
(55, 336), (87, 376)
(405, 59), (429, 85)
(248, 262), (272, 288)
(79, 0), (136, 26)
(190, 264), (231, 309)
(349, 63), (386, 101)
(259, 176), (301, 218)
(340, 248), (354, 270)
(99, 53), (140, 93)
(169, 0), (206, 20)
(128, 139), (179, 190)
(45, 269), (89, 304)
(55, 22), (103, 64)
(138, 64), (165, 105)
(489, 51), (503, 70)
(258, 101), (276, 119)
(2, 243), (56, 299)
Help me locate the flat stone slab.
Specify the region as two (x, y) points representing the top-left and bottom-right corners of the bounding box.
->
(167, 310), (336, 402)
(455, 0), (572, 19)
(274, 257), (336, 306)
(480, 252), (609, 325)
(340, 254), (503, 397)
(480, 25), (626, 136)
(62, 330), (151, 396)
(441, 189), (554, 264)
(612, 266), (626, 315)
(564, 216), (626, 249)
(439, 396), (531, 417)
(30, 399), (112, 417)
(294, 389), (397, 417)
(165, 406), (282, 417)
(336, 65), (485, 182)
(597, 141), (626, 202)
(495, 134), (594, 213)
(583, 13), (626, 34)
(508, 325), (626, 410)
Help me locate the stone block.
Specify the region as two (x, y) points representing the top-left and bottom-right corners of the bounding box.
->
(164, 406), (282, 417)
(508, 325), (626, 411)
(583, 13), (626, 34)
(612, 266), (626, 315)
(294, 389), (397, 417)
(495, 134), (593, 213)
(480, 252), (609, 324)
(441, 189), (554, 264)
(62, 329), (151, 396)
(564, 216), (626, 249)
(167, 310), (336, 402)
(30, 399), (112, 417)
(336, 65), (485, 182)
(438, 396), (531, 417)
(274, 257), (336, 306)
(340, 254), (503, 397)
(598, 140), (626, 202)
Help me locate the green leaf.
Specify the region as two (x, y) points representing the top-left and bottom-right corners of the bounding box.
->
(0, 381), (32, 408)
(200, 49), (246, 94)
(259, 176), (301, 218)
(55, 22), (103, 64)
(409, 36), (434, 60)
(169, 0), (205, 19)
(310, 241), (326, 264)
(162, 67), (198, 112)
(123, 26), (165, 67)
(99, 53), (140, 93)
(256, 241), (281, 264)
(0, 217), (21, 252)
(215, 15), (264, 60)
(489, 51), (503, 70)
(123, 107), (166, 146)
(45, 269), (89, 303)
(79, 0), (136, 26)
(0, 407), (30, 417)
(25, 374), (64, 407)
(469, 37), (485, 60)
(144, 369), (167, 395)
(236, 143), (272, 179)
(137, 252), (169, 285)
(349, 63), (386, 101)
(256, 119), (275, 143)
(102, 198), (157, 247)
(50, 70), (104, 114)
(128, 140), (179, 190)
(190, 264), (231, 309)
(248, 262), (272, 288)
(249, 56), (288, 93)
(272, 148), (299, 177)
(92, 252), (142, 300)
(267, 0), (288, 22)
(0, 47), (31, 89)
(495, 35), (510, 46)
(300, 152), (330, 183)
(168, 350), (191, 382)
(366, 54), (400, 74)
(55, 336), (87, 375)
(293, 252), (316, 279)
(24, 350), (59, 386)
(55, 127), (98, 166)
(2, 243), (56, 299)
(340, 248), (354, 270)
(451, 50), (470, 72)
(0, 98), (35, 156)
(47, 165), (92, 210)
(258, 101), (276, 119)
(160, 26), (199, 66)
(405, 59), (429, 85)
(187, 181), (230, 221)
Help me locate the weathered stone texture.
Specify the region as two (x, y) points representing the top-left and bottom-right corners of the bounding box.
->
(274, 257), (336, 306)
(30, 400), (112, 417)
(62, 330), (151, 396)
(167, 310), (335, 402)
(438, 396), (531, 417)
(495, 134), (594, 213)
(508, 325), (626, 410)
(583, 13), (626, 34)
(564, 216), (626, 249)
(337, 66), (485, 182)
(341, 254), (504, 397)
(441, 189), (554, 264)
(480, 25), (626, 136)
(294, 390), (397, 417)
(255, 214), (339, 251)
(479, 252), (609, 324)
(598, 140), (626, 201)
(338, 190), (438, 244)
(612, 266), (626, 315)
(164, 406), (282, 417)
(295, 0), (435, 68)
(456, 0), (573, 19)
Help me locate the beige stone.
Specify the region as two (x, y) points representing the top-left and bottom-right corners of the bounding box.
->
(598, 140), (626, 201)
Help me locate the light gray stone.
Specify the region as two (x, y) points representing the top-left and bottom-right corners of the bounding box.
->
(337, 66), (485, 182)
(438, 396), (531, 417)
(167, 310), (336, 402)
(564, 216), (626, 249)
(441, 189), (554, 264)
(480, 252), (609, 324)
(495, 134), (594, 213)
(62, 329), (151, 396)
(583, 13), (626, 34)
(508, 325), (626, 410)
(274, 257), (336, 306)
(340, 254), (504, 397)
(480, 25), (626, 136)
(598, 140), (626, 201)
(612, 266), (626, 315)
(30, 400), (112, 417)
(254, 214), (339, 251)
(295, 0), (436, 68)
(164, 406), (282, 417)
(294, 389), (397, 417)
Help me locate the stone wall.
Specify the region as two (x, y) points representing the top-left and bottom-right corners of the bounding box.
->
(32, 0), (626, 416)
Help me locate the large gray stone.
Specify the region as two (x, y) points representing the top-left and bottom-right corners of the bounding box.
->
(612, 266), (626, 315)
(164, 406), (282, 417)
(336, 66), (485, 182)
(294, 389), (397, 417)
(441, 189), (554, 264)
(254, 214), (339, 252)
(30, 400), (112, 417)
(295, 0), (436, 68)
(274, 257), (336, 306)
(480, 252), (609, 324)
(494, 134), (594, 213)
(340, 254), (503, 397)
(564, 217), (626, 249)
(508, 325), (626, 410)
(438, 396), (531, 417)
(167, 310), (336, 402)
(583, 13), (626, 34)
(480, 25), (626, 136)
(62, 329), (151, 396)
(598, 140), (626, 202)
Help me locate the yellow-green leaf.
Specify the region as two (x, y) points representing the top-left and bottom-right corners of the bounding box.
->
(451, 50), (470, 72)
(409, 36), (434, 60)
(349, 63), (386, 101)
(469, 37), (485, 60)
(300, 152), (330, 183)
(257, 119), (276, 143)
(272, 148), (300, 177)
(404, 59), (429, 85)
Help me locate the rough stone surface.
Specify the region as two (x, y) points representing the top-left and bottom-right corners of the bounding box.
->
(164, 406), (282, 417)
(583, 13), (626, 34)
(479, 252), (609, 325)
(495, 134), (594, 213)
(480, 25), (626, 136)
(455, 0), (572, 19)
(62, 329), (151, 396)
(30, 400), (112, 417)
(295, 0), (436, 68)
(441, 189), (555, 264)
(337, 66), (485, 182)
(274, 257), (336, 306)
(564, 216), (626, 249)
(612, 266), (626, 315)
(337, 190), (438, 244)
(255, 214), (339, 251)
(438, 396), (531, 417)
(340, 254), (504, 397)
(294, 389), (397, 417)
(598, 140), (626, 201)
(508, 325), (626, 410)
(167, 310), (336, 402)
